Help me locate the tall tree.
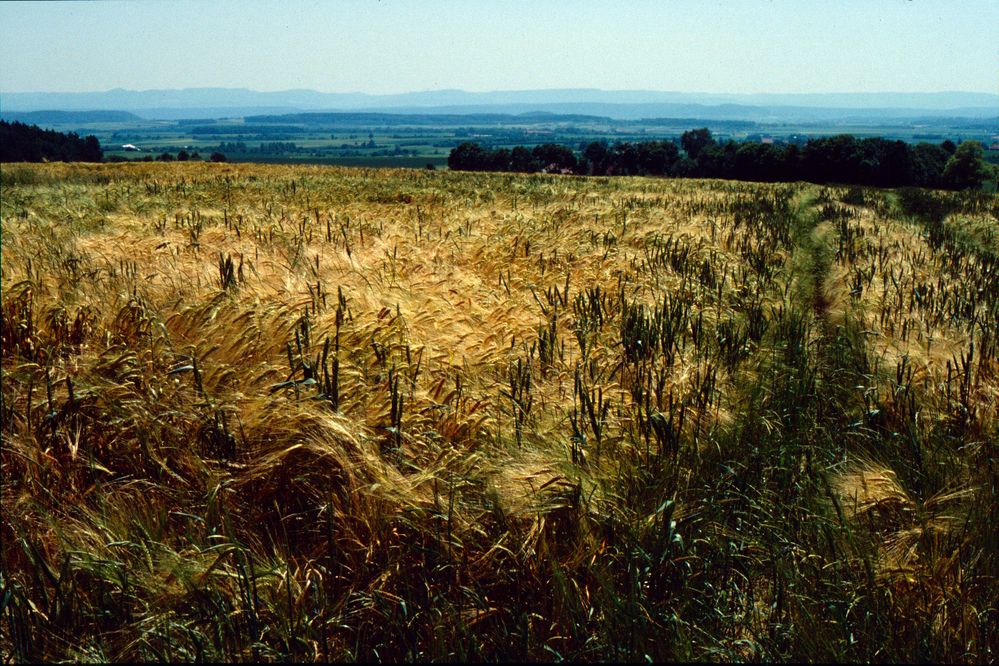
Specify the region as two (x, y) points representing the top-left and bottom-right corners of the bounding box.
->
(637, 140), (679, 176)
(448, 142), (488, 171)
(510, 146), (539, 172)
(910, 143), (949, 188)
(611, 142), (640, 175)
(488, 148), (512, 172)
(582, 141), (610, 175)
(532, 143), (577, 172)
(943, 141), (988, 190)
(681, 128), (715, 160)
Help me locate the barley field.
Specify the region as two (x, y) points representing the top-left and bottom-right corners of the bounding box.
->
(1, 162), (996, 662)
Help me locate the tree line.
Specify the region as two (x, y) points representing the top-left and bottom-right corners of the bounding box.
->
(108, 151), (228, 163)
(213, 141), (299, 155)
(448, 129), (993, 190)
(0, 120), (102, 163)
(2, 119), (990, 190)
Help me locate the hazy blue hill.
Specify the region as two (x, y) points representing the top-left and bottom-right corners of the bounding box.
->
(3, 88), (996, 122)
(349, 101), (999, 122)
(129, 107), (304, 120)
(362, 89), (999, 111)
(244, 111), (616, 126)
(0, 110), (143, 124)
(719, 91), (999, 109)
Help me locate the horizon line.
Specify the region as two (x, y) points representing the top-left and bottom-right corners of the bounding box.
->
(3, 86), (997, 97)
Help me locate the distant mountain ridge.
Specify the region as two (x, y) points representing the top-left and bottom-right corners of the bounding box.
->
(2, 87), (996, 122)
(0, 110), (143, 125)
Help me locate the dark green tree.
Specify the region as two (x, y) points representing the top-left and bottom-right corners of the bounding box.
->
(695, 142), (735, 179)
(802, 135), (865, 184)
(82, 135), (103, 162)
(489, 148), (512, 172)
(637, 140), (680, 176)
(532, 143), (577, 172)
(779, 144), (802, 181)
(671, 157), (698, 178)
(510, 146), (539, 172)
(910, 143), (949, 188)
(733, 142), (784, 182)
(448, 142), (489, 171)
(859, 138), (913, 187)
(582, 141), (610, 175)
(681, 128), (715, 160)
(610, 142), (640, 175)
(942, 141), (988, 190)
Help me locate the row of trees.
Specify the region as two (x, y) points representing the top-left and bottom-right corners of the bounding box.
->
(0, 120), (102, 163)
(448, 142), (580, 174)
(108, 151), (227, 163)
(448, 130), (993, 190)
(213, 141), (298, 155)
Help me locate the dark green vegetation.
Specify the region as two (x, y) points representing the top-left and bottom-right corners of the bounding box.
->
(449, 131), (995, 190)
(0, 121), (103, 163)
(1, 163), (997, 662)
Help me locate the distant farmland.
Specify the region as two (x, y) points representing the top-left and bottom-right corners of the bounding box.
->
(4, 108), (995, 169)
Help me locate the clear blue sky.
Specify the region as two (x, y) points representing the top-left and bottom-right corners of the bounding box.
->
(1, 0), (996, 94)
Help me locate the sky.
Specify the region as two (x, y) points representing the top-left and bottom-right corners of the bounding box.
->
(0, 0), (996, 95)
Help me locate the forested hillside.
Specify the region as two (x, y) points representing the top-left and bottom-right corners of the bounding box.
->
(0, 120), (103, 163)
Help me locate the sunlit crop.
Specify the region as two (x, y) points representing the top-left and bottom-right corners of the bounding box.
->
(2, 162), (995, 662)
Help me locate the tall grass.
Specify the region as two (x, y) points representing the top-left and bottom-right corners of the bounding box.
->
(2, 162), (995, 662)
